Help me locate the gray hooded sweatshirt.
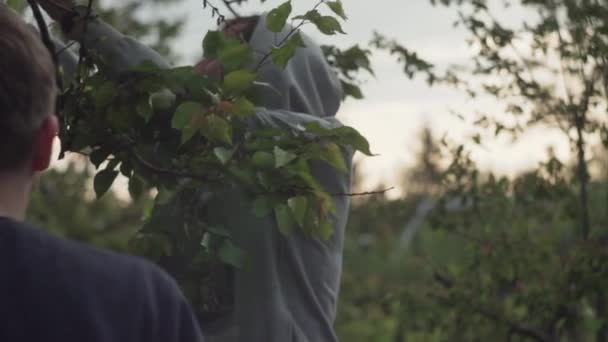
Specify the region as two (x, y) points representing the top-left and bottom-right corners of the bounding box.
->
(53, 13), (352, 342)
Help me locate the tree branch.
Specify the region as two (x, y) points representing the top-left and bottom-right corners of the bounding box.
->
(331, 187), (395, 197)
(27, 0), (63, 104)
(253, 0), (325, 72)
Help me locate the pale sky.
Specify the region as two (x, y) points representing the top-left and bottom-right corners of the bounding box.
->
(158, 0), (571, 193)
(86, 0), (573, 195)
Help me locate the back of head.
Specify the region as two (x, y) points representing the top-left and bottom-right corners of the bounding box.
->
(0, 5), (56, 172)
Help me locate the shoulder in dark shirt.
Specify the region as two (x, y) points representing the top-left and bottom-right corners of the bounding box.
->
(0, 217), (203, 342)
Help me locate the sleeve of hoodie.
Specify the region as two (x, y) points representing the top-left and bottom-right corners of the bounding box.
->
(53, 18), (170, 83)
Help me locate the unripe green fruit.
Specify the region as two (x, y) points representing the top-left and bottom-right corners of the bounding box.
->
(149, 88), (176, 112)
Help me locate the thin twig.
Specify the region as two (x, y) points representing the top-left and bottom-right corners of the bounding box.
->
(55, 40), (78, 55)
(131, 150), (219, 184)
(27, 1), (63, 102)
(549, 1), (591, 239)
(201, 0), (226, 25)
(331, 187), (395, 197)
(432, 275), (549, 342)
(222, 0), (239, 17)
(254, 0), (325, 71)
(76, 0), (94, 84)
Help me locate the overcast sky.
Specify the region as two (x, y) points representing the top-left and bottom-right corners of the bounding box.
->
(117, 0), (573, 194)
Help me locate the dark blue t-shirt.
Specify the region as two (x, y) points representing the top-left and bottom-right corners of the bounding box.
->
(0, 217), (204, 342)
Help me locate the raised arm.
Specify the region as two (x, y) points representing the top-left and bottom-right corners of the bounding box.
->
(37, 1), (170, 82)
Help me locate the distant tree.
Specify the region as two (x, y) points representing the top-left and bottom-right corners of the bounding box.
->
(372, 0), (608, 340)
(401, 125), (443, 196)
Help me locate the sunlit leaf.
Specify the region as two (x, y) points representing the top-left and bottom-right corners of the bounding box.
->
(223, 70), (257, 94)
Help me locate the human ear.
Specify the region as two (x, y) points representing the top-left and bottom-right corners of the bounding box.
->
(31, 114), (59, 172)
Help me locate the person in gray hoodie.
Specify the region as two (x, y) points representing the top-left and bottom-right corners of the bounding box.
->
(37, 2), (353, 341)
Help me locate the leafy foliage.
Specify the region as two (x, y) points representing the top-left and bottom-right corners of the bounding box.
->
(349, 0), (608, 340)
(46, 0), (370, 318)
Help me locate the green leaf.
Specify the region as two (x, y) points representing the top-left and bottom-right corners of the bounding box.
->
(334, 126), (373, 156)
(274, 203), (296, 235)
(94, 82), (116, 109)
(318, 142), (347, 172)
(253, 196), (274, 217)
(298, 10), (345, 35)
(94, 170), (119, 198)
(7, 0), (27, 12)
(172, 102), (204, 129)
(288, 196), (308, 227)
(234, 97), (257, 117)
(214, 147), (234, 165)
(314, 15), (346, 35)
(219, 240), (243, 268)
(181, 125), (199, 145)
(271, 32), (305, 69)
(201, 115), (232, 144)
(274, 146), (297, 168)
(326, 1), (347, 20)
(128, 176), (145, 200)
(89, 149), (111, 169)
(300, 202), (320, 235)
(156, 187), (175, 205)
(218, 43), (253, 70)
(267, 1), (292, 32)
(316, 221), (334, 240)
(252, 151), (275, 170)
(202, 31), (223, 58)
(223, 70), (257, 94)
(341, 81), (364, 99)
(228, 165), (258, 189)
